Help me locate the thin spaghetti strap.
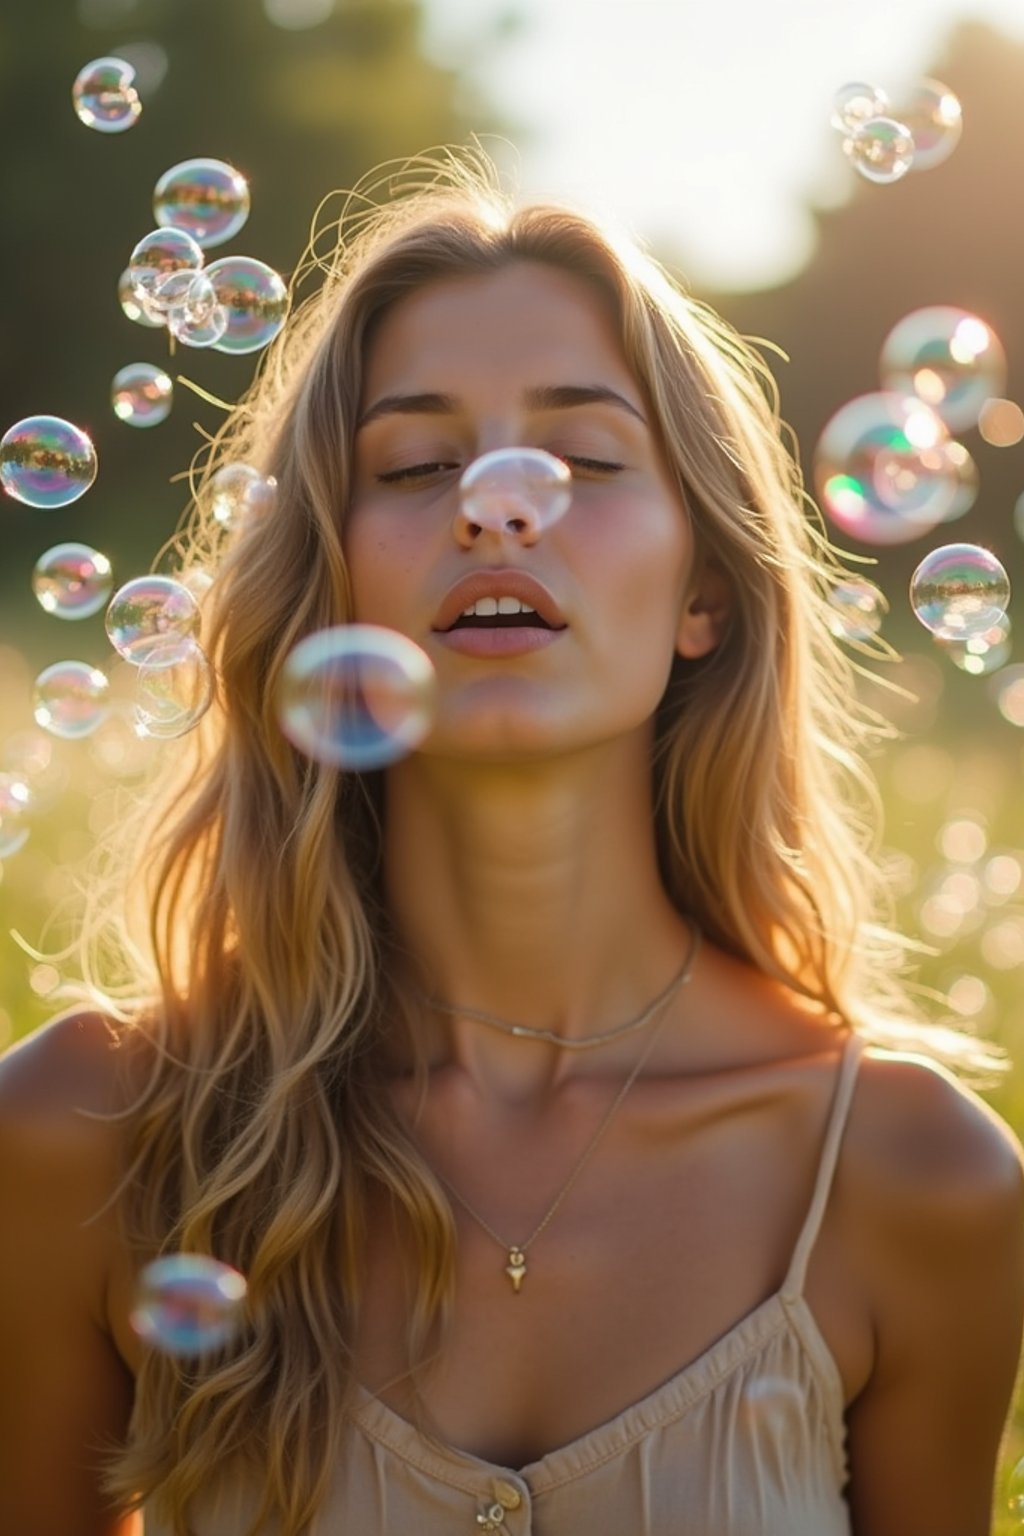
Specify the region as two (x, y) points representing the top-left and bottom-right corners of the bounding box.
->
(781, 1030), (866, 1302)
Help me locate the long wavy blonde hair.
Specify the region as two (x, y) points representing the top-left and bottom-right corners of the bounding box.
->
(82, 142), (1007, 1533)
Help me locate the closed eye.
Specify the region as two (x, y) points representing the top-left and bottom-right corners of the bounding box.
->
(376, 456), (625, 485)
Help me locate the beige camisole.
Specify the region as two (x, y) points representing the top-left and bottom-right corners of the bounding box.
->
(143, 1031), (864, 1535)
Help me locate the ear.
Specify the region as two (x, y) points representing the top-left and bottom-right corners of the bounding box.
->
(675, 560), (732, 660)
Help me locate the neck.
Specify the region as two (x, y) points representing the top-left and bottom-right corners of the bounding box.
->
(381, 735), (693, 1098)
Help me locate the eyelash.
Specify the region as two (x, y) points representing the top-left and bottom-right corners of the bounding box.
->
(376, 456), (625, 484)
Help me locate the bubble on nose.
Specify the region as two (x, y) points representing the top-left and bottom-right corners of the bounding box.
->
(130, 1253), (247, 1358)
(459, 448), (572, 536)
(277, 624), (436, 771)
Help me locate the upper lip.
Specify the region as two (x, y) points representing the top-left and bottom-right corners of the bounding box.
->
(432, 569), (567, 632)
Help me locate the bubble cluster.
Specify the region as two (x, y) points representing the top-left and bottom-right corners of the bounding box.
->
(0, 415), (98, 508)
(134, 639), (214, 738)
(277, 625), (436, 770)
(831, 77), (962, 183)
(210, 462), (278, 527)
(106, 576), (202, 665)
(459, 448), (573, 536)
(130, 1254), (247, 1358)
(830, 82), (889, 134)
(154, 158), (251, 249)
(205, 256), (289, 354)
(166, 274), (229, 349)
(72, 55), (141, 133)
(814, 393), (954, 544)
(0, 774), (31, 858)
(118, 267), (164, 329)
(112, 363), (173, 428)
(33, 661), (110, 739)
(128, 228), (205, 309)
(910, 543), (1011, 640)
(880, 307), (1007, 433)
(33, 543), (113, 619)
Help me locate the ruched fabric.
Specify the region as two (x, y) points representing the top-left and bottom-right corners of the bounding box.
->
(143, 1032), (864, 1536)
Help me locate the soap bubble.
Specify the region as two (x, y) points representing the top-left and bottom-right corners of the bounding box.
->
(71, 55), (141, 132)
(209, 462), (277, 527)
(826, 577), (889, 642)
(33, 542), (113, 619)
(830, 81), (889, 133)
(33, 661), (110, 739)
(112, 363), (173, 427)
(277, 625), (436, 770)
(205, 257), (289, 354)
(910, 543), (1011, 640)
(130, 1254), (247, 1358)
(939, 620), (1012, 676)
(133, 639), (214, 738)
(106, 575), (201, 664)
(459, 448), (573, 536)
(892, 78), (962, 172)
(128, 228), (204, 310)
(842, 117), (915, 183)
(166, 275), (229, 349)
(153, 157), (251, 249)
(814, 393), (954, 544)
(880, 307), (1006, 433)
(0, 415), (98, 508)
(118, 267), (164, 328)
(0, 774), (31, 858)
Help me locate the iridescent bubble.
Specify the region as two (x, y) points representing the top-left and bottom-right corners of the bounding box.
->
(130, 1254), (247, 1358)
(209, 462), (277, 527)
(167, 276), (229, 349)
(879, 307), (1007, 433)
(830, 81), (889, 133)
(112, 363), (173, 428)
(206, 257), (289, 355)
(842, 117), (915, 184)
(71, 55), (141, 133)
(0, 415), (98, 508)
(939, 620), (1012, 676)
(814, 393), (954, 544)
(33, 661), (110, 739)
(459, 448), (573, 536)
(891, 78), (963, 172)
(128, 228), (204, 309)
(119, 267), (164, 328)
(33, 542), (113, 619)
(277, 625), (436, 770)
(133, 638), (214, 738)
(0, 774), (31, 859)
(910, 543), (1011, 640)
(826, 577), (888, 641)
(106, 575), (201, 665)
(153, 157), (251, 250)
(991, 665), (1024, 728)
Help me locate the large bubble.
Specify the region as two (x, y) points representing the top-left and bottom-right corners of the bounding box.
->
(459, 448), (573, 536)
(72, 55), (141, 133)
(0, 415), (98, 508)
(879, 307), (1007, 433)
(910, 543), (1011, 641)
(130, 1254), (247, 1358)
(814, 392), (954, 544)
(33, 661), (111, 739)
(112, 363), (173, 428)
(206, 257), (289, 354)
(33, 542), (113, 619)
(277, 625), (436, 770)
(153, 157), (251, 249)
(106, 575), (201, 664)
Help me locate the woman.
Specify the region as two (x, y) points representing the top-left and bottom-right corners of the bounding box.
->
(1, 145), (1022, 1536)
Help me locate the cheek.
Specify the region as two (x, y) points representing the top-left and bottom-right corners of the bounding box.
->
(343, 512), (428, 626)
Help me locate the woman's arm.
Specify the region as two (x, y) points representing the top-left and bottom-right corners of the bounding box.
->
(844, 1052), (1024, 1536)
(0, 1014), (139, 1536)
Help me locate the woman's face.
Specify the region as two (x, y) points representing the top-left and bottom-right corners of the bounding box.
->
(345, 259), (708, 760)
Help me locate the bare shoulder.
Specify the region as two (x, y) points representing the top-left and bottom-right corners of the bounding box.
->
(0, 1007), (139, 1118)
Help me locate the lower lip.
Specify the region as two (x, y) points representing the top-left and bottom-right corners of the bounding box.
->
(433, 626), (566, 657)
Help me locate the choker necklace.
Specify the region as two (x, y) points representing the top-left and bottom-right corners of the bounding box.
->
(424, 926), (701, 1293)
(413, 921), (701, 1053)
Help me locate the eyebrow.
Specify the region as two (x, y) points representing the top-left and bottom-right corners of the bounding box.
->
(356, 383), (648, 431)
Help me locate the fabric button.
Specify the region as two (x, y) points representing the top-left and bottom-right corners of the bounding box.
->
(492, 1479), (522, 1511)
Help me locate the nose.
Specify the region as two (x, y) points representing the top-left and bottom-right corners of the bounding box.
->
(451, 490), (544, 549)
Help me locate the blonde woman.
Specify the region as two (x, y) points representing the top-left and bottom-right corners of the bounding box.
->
(1, 145), (1023, 1536)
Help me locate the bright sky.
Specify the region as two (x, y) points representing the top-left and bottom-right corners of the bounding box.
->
(422, 0), (1024, 290)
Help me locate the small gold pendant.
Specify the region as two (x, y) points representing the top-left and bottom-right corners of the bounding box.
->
(505, 1247), (527, 1292)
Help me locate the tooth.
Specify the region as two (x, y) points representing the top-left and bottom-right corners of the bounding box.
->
(461, 605), (475, 617)
(474, 596), (499, 616)
(521, 604), (535, 614)
(497, 596), (522, 615)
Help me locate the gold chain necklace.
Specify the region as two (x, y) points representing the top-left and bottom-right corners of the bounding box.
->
(427, 926), (701, 1293)
(413, 922), (700, 1053)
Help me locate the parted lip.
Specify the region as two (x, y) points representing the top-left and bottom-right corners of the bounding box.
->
(432, 569), (568, 632)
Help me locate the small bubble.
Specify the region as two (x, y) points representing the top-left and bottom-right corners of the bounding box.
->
(206, 256), (289, 355)
(830, 81), (889, 134)
(910, 544), (1010, 640)
(33, 543), (113, 620)
(842, 117), (915, 184)
(33, 661), (110, 739)
(112, 363), (173, 428)
(209, 463), (277, 527)
(130, 1254), (247, 1358)
(826, 577), (888, 641)
(891, 78), (962, 173)
(105, 576), (201, 665)
(127, 228), (204, 311)
(133, 639), (214, 739)
(71, 55), (141, 133)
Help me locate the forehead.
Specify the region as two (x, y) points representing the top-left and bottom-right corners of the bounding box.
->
(361, 261), (632, 396)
